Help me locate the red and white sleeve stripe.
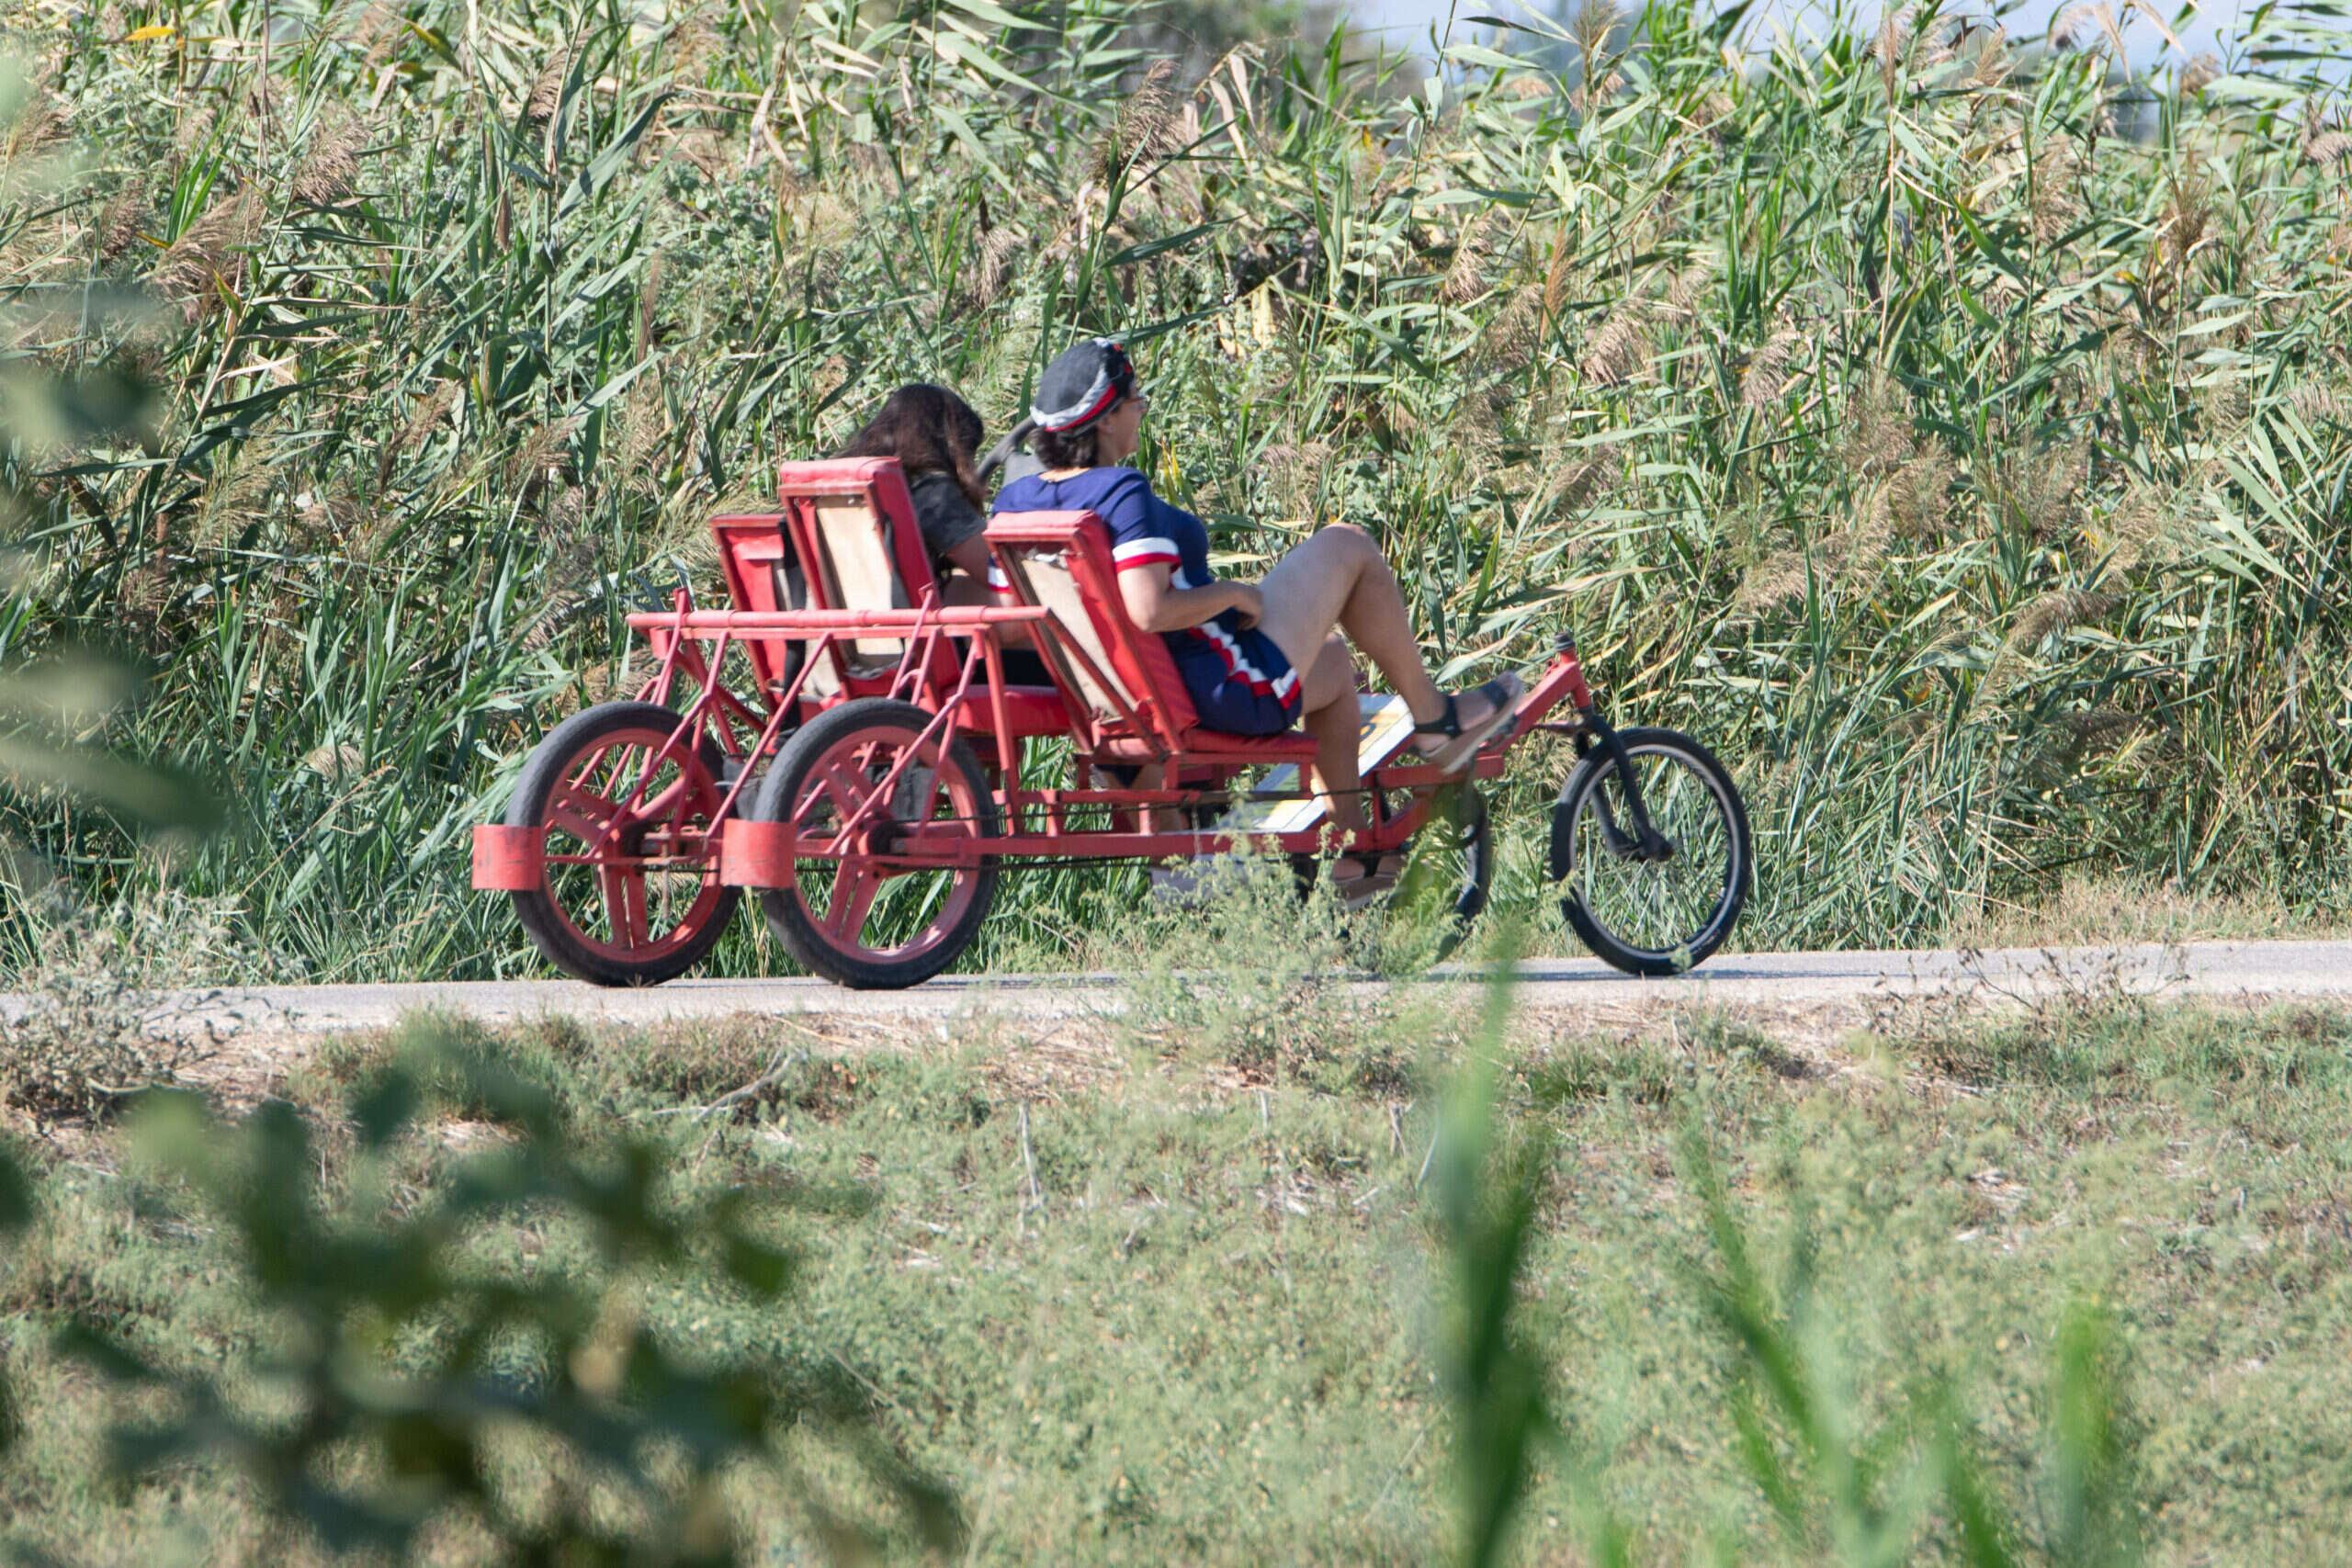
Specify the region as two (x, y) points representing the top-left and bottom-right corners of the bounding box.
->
(1112, 536), (1182, 572)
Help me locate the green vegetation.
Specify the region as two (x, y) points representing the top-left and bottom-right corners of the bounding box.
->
(4, 978), (2349, 1562)
(0, 0), (2347, 977)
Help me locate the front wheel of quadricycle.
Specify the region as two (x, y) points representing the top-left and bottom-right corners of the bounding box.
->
(1550, 728), (1750, 976)
(507, 700), (741, 987)
(752, 698), (1001, 989)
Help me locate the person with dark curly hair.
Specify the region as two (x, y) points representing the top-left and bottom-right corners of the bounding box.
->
(835, 383), (993, 586)
(993, 338), (1523, 904)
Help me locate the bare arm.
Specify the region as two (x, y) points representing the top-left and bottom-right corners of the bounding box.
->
(1118, 564), (1263, 634)
(942, 534), (992, 582)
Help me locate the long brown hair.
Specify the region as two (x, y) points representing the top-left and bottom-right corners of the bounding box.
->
(835, 384), (987, 507)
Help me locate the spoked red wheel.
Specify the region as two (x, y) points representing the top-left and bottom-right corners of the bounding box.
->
(506, 701), (741, 986)
(752, 698), (1000, 989)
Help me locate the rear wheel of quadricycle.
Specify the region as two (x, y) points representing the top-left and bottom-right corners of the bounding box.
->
(1550, 727), (1749, 976)
(507, 700), (741, 987)
(752, 698), (1000, 989)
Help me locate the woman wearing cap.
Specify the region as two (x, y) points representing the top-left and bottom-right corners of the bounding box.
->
(993, 337), (1524, 902)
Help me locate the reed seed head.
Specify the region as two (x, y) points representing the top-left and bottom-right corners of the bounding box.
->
(1581, 304), (1651, 387)
(1093, 59), (1181, 184)
(291, 110), (368, 208)
(150, 191), (265, 321)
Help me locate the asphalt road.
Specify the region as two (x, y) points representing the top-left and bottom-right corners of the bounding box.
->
(23, 939), (2341, 1039)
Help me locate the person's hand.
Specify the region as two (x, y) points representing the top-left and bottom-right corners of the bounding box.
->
(1227, 583), (1264, 628)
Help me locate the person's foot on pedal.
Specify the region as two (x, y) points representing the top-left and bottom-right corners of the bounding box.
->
(1411, 673), (1526, 774)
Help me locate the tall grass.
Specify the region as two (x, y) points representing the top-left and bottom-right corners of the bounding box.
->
(0, 0), (2346, 977)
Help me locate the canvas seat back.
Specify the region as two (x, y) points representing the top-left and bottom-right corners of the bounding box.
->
(984, 510), (1202, 750)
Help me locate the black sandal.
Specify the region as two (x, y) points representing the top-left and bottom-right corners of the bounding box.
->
(1413, 675), (1526, 774)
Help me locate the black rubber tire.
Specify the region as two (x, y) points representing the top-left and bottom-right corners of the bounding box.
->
(752, 698), (1001, 989)
(506, 700), (740, 987)
(1550, 727), (1750, 977)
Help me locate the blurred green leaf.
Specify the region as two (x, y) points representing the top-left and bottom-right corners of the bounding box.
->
(0, 1144), (29, 1232)
(59, 1025), (955, 1563)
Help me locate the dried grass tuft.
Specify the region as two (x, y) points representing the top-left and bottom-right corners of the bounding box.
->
(345, 2), (403, 68)
(302, 741), (368, 778)
(1480, 285), (1545, 368)
(2010, 589), (2117, 647)
(1741, 329), (1802, 412)
(1581, 303), (1651, 387)
(962, 222), (1025, 310)
(175, 101), (218, 161)
(1093, 59), (1181, 184)
(1538, 455), (1608, 518)
(523, 539), (600, 649)
(2288, 381), (2342, 427)
(95, 187), (145, 266)
(1841, 372), (1917, 479)
(1729, 547), (1808, 621)
(2179, 52), (2222, 96)
(1442, 211), (1499, 304)
(2301, 106), (2352, 169)
(150, 191), (265, 321)
(1255, 441), (1335, 518)
(525, 46), (571, 126)
(508, 419), (580, 509)
(1665, 255), (1713, 316)
(291, 109), (368, 208)
(1873, 6), (1909, 96)
(0, 82), (65, 179)
(1968, 27), (2014, 90)
(2049, 2), (2119, 55)
(2030, 144), (2083, 244)
(1884, 443), (1957, 537)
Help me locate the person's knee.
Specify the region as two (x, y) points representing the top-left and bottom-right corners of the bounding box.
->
(1317, 522), (1377, 558)
(1305, 636), (1356, 705)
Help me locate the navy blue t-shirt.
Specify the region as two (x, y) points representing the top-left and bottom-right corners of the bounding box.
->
(992, 467), (1301, 720)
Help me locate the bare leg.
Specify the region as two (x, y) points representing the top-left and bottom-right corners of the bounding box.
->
(1253, 525), (1507, 736)
(1295, 637), (1365, 832)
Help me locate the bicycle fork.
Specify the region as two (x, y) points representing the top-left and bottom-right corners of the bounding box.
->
(1547, 632), (1675, 874)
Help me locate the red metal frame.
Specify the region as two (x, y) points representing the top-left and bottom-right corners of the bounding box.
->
(475, 459), (1600, 905)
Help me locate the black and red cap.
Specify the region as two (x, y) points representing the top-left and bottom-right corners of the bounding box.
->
(1030, 337), (1139, 434)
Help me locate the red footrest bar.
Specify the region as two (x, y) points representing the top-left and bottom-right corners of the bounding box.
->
(719, 819), (794, 888)
(471, 825), (545, 891)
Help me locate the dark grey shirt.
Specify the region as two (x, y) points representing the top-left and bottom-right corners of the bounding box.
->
(907, 469), (986, 570)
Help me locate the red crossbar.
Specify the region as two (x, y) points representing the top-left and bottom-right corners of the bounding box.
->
(624, 606), (1048, 633)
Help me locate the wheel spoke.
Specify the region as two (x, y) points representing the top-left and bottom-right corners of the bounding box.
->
(821, 862), (883, 943)
(548, 793), (615, 846)
(813, 758), (880, 829)
(628, 772), (695, 828)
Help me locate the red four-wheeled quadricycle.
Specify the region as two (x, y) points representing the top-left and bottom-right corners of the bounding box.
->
(471, 458), (1753, 988)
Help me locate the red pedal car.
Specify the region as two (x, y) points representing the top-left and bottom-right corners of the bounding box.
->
(472, 459), (1752, 987)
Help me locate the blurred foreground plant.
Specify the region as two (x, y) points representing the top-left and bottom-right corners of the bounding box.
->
(1435, 940), (1632, 1568)
(52, 1030), (962, 1563)
(1678, 1118), (2143, 1565)
(1435, 954), (2145, 1564)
